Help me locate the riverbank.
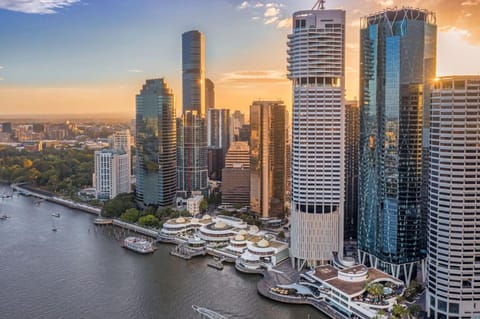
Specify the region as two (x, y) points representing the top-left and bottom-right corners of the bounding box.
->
(9, 184), (336, 319)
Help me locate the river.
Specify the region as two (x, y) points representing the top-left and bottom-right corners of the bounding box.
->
(0, 186), (327, 319)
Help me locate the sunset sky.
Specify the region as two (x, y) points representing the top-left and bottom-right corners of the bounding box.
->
(1, 0), (480, 117)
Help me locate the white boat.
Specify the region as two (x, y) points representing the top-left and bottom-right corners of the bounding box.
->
(51, 212), (60, 218)
(121, 237), (154, 254)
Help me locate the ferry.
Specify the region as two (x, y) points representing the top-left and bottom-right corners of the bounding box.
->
(121, 237), (155, 254)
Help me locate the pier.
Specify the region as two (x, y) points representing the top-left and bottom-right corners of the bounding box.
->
(170, 243), (207, 260)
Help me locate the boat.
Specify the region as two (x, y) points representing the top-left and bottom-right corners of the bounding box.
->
(121, 237), (155, 254)
(93, 218), (113, 225)
(51, 212), (60, 218)
(0, 214), (9, 220)
(192, 305), (228, 319)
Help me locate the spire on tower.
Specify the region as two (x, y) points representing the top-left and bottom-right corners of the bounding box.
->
(312, 0), (325, 10)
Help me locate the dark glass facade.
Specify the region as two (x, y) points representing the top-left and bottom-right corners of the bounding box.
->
(358, 9), (436, 267)
(344, 101), (359, 241)
(135, 79), (177, 207)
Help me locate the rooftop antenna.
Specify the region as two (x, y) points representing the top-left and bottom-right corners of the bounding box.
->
(312, 0), (326, 10)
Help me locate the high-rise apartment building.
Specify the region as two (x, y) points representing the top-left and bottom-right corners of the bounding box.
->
(427, 76), (480, 319)
(288, 5), (345, 269)
(221, 142), (250, 207)
(231, 110), (245, 141)
(182, 30), (205, 116)
(177, 111), (208, 194)
(94, 149), (130, 200)
(207, 108), (230, 180)
(136, 79), (177, 207)
(112, 129), (132, 178)
(345, 101), (359, 241)
(250, 101), (287, 219)
(205, 78), (215, 110)
(358, 8), (436, 282)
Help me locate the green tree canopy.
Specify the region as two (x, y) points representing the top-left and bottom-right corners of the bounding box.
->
(120, 208), (140, 223)
(102, 193), (136, 217)
(138, 214), (160, 228)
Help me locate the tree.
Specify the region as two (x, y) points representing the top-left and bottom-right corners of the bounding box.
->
(138, 214), (160, 228)
(120, 208), (140, 223)
(407, 304), (422, 319)
(278, 231), (286, 240)
(102, 193), (136, 217)
(199, 199), (208, 212)
(392, 304), (407, 319)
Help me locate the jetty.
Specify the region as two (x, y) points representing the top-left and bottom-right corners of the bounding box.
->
(170, 243), (207, 260)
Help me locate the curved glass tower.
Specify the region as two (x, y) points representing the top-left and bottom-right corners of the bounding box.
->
(135, 79), (177, 207)
(427, 76), (480, 319)
(358, 8), (436, 283)
(182, 30), (205, 116)
(288, 7), (346, 269)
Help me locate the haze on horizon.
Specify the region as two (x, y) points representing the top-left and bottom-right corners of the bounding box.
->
(1, 0), (480, 116)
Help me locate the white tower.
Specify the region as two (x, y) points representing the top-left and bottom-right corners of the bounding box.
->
(288, 5), (345, 269)
(427, 76), (480, 318)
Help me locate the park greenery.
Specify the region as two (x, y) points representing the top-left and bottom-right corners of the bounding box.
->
(0, 146), (94, 197)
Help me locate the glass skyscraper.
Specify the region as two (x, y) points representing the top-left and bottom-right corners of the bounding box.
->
(182, 30), (205, 116)
(358, 8), (436, 283)
(135, 79), (177, 207)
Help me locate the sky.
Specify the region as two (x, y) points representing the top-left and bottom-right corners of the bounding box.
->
(0, 0), (480, 117)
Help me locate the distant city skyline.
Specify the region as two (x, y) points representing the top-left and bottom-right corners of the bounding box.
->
(0, 0), (480, 116)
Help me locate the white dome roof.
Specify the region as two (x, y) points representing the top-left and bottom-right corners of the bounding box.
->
(202, 214), (212, 220)
(234, 234), (245, 241)
(238, 229), (248, 235)
(249, 225), (259, 233)
(191, 218), (199, 223)
(175, 217), (186, 223)
(257, 239), (270, 248)
(214, 221), (227, 229)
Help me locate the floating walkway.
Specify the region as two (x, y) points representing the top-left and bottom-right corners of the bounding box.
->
(170, 243), (207, 260)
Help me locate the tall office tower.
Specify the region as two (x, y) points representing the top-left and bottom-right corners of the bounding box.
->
(288, 4), (345, 269)
(182, 30), (205, 115)
(1, 122), (12, 133)
(177, 111), (208, 194)
(205, 78), (215, 110)
(207, 108), (230, 180)
(221, 141), (250, 207)
(427, 76), (480, 319)
(250, 100), (287, 219)
(358, 8), (436, 282)
(112, 129), (132, 183)
(136, 79), (177, 207)
(231, 110), (245, 140)
(94, 149), (130, 200)
(344, 101), (359, 241)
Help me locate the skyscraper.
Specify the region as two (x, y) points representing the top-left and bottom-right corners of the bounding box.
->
(344, 101), (359, 241)
(358, 8), (436, 282)
(182, 30), (205, 115)
(288, 4), (345, 269)
(250, 100), (287, 220)
(207, 108), (230, 180)
(136, 79), (177, 207)
(177, 111), (208, 194)
(205, 78), (215, 110)
(112, 129), (132, 179)
(427, 76), (480, 319)
(94, 149), (130, 200)
(221, 141), (250, 207)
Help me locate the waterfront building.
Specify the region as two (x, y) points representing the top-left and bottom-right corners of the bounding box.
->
(186, 195), (204, 216)
(250, 100), (287, 220)
(235, 238), (289, 273)
(205, 78), (215, 110)
(427, 76), (480, 319)
(112, 129), (132, 179)
(182, 30), (205, 116)
(177, 111), (208, 194)
(358, 8), (437, 282)
(344, 101), (359, 241)
(94, 149), (130, 200)
(288, 4), (345, 269)
(221, 141), (250, 207)
(207, 108), (231, 180)
(298, 265), (404, 319)
(136, 79), (177, 207)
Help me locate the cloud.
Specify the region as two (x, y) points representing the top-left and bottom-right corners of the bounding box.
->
(235, 0), (289, 29)
(221, 70), (288, 84)
(127, 69), (144, 73)
(0, 66), (3, 69)
(0, 0), (80, 14)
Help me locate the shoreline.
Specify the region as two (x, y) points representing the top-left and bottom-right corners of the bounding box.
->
(9, 184), (336, 319)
